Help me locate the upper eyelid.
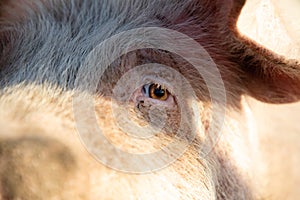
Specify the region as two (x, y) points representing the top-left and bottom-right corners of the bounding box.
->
(142, 76), (172, 89)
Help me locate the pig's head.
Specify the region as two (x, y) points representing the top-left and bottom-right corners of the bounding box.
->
(0, 0), (299, 199)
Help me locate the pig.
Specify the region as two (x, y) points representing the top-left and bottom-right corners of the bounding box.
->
(0, 0), (299, 199)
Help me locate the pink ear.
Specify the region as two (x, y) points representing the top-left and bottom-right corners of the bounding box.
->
(227, 22), (300, 103)
(176, 0), (300, 103)
(207, 0), (300, 103)
(236, 37), (300, 103)
(188, 0), (300, 103)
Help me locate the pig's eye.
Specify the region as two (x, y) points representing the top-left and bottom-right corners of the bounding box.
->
(142, 84), (170, 101)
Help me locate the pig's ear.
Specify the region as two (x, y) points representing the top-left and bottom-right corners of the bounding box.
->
(208, 0), (300, 103)
(228, 16), (300, 103)
(231, 36), (300, 103)
(225, 1), (300, 104)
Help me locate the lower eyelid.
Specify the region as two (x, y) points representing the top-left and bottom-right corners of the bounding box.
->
(150, 97), (175, 107)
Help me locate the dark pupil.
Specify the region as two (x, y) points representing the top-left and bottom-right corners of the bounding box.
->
(154, 85), (165, 97)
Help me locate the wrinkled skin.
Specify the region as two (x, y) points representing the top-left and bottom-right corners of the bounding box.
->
(0, 0), (299, 199)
